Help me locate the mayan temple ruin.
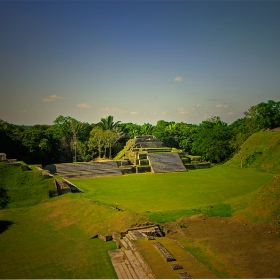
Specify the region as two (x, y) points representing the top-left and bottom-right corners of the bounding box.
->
(43, 135), (210, 182)
(118, 135), (188, 173)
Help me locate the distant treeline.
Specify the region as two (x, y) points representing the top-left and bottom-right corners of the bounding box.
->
(0, 100), (279, 165)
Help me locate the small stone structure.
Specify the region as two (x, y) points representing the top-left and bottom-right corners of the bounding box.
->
(0, 153), (6, 161)
(21, 165), (31, 171)
(108, 225), (194, 279)
(54, 178), (71, 195)
(179, 271), (192, 279)
(153, 242), (176, 261)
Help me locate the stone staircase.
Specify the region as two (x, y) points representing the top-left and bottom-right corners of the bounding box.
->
(109, 230), (156, 279)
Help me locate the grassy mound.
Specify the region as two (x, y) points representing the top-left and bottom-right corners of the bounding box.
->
(229, 175), (280, 230)
(225, 130), (280, 173)
(0, 162), (56, 208)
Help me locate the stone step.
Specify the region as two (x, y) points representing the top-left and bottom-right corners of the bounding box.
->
(133, 250), (155, 278)
(127, 231), (137, 240)
(124, 250), (152, 279)
(120, 238), (129, 250)
(123, 236), (137, 251)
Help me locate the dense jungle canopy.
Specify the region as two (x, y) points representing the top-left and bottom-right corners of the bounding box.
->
(0, 100), (279, 165)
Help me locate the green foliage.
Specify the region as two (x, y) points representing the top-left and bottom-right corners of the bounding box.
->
(244, 100), (280, 133)
(97, 115), (121, 132)
(191, 117), (233, 163)
(88, 126), (122, 158)
(140, 123), (154, 135)
(1, 99), (279, 166)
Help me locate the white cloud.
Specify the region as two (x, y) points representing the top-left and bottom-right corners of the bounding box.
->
(43, 94), (64, 102)
(178, 108), (190, 115)
(216, 104), (229, 108)
(226, 111), (235, 116)
(173, 76), (183, 82)
(130, 111), (139, 115)
(100, 107), (127, 114)
(76, 103), (92, 108)
(161, 112), (168, 115)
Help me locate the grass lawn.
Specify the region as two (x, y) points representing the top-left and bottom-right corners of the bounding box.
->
(0, 198), (118, 279)
(0, 164), (274, 278)
(72, 165), (273, 221)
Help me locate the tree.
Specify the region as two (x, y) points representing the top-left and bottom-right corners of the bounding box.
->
(53, 116), (88, 162)
(88, 126), (106, 158)
(96, 116), (123, 158)
(103, 130), (122, 158)
(69, 119), (85, 162)
(191, 117), (233, 163)
(140, 123), (154, 135)
(98, 115), (121, 132)
(244, 100), (280, 133)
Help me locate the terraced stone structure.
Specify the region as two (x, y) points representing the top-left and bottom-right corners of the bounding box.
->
(43, 135), (209, 183)
(122, 135), (187, 173)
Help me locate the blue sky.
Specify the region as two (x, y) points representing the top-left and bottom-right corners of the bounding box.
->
(0, 1), (279, 126)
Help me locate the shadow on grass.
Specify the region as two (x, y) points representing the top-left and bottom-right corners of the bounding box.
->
(0, 220), (14, 234)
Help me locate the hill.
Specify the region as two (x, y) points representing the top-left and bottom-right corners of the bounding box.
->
(0, 162), (56, 208)
(229, 174), (280, 230)
(225, 129), (280, 173)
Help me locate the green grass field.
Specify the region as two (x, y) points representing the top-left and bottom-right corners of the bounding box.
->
(72, 165), (273, 222)
(0, 163), (275, 278)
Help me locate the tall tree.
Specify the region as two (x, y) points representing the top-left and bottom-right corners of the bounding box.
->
(191, 117), (233, 163)
(98, 115), (121, 132)
(53, 115), (88, 162)
(244, 100), (280, 132)
(69, 119), (85, 162)
(88, 126), (106, 158)
(140, 123), (154, 135)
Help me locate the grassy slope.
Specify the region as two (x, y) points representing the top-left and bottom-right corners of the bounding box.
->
(0, 163), (152, 279)
(225, 130), (280, 173)
(229, 175), (280, 229)
(224, 130), (280, 227)
(0, 162), (55, 208)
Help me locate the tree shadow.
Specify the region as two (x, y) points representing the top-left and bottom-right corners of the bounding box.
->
(0, 220), (14, 234)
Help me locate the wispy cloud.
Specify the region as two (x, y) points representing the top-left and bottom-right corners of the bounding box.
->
(178, 108), (190, 115)
(130, 111), (139, 115)
(76, 103), (91, 108)
(100, 107), (127, 114)
(208, 98), (221, 102)
(226, 111), (235, 116)
(173, 76), (183, 82)
(216, 104), (229, 108)
(43, 94), (64, 102)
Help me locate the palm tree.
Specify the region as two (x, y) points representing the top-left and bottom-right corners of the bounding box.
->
(69, 118), (84, 162)
(97, 116), (123, 158)
(98, 115), (121, 132)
